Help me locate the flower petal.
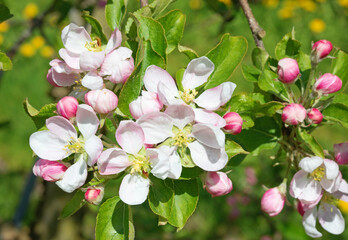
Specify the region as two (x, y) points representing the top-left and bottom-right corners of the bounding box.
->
(143, 65), (177, 93)
(119, 174), (150, 205)
(61, 23), (91, 54)
(302, 207), (322, 238)
(79, 51), (105, 71)
(81, 71), (104, 90)
(188, 141), (228, 171)
(56, 156), (88, 193)
(59, 48), (80, 70)
(98, 148), (130, 175)
(168, 150), (182, 179)
(318, 203), (345, 235)
(147, 148), (170, 180)
(299, 156), (323, 173)
(105, 28), (122, 53)
(85, 135), (103, 166)
(165, 105), (195, 129)
(157, 81), (182, 106)
(323, 159), (339, 180)
(182, 56), (214, 90)
(193, 108), (226, 128)
(76, 104), (99, 139)
(298, 179), (322, 203)
(116, 120), (144, 155)
(191, 123), (225, 149)
(46, 116), (77, 141)
(320, 171), (342, 193)
(290, 170), (310, 198)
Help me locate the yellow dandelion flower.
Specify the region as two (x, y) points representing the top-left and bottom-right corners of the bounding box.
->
(0, 21), (9, 33)
(338, 200), (348, 214)
(218, 0), (232, 7)
(278, 7), (294, 19)
(189, 0), (202, 10)
(31, 36), (45, 49)
(40, 46), (55, 58)
(23, 3), (39, 19)
(0, 34), (3, 45)
(20, 43), (36, 57)
(309, 18), (326, 33)
(339, 0), (348, 7)
(299, 0), (317, 12)
(262, 0), (279, 8)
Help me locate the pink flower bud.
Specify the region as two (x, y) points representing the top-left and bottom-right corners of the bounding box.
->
(223, 112), (243, 135)
(46, 69), (60, 87)
(33, 159), (67, 182)
(307, 108), (323, 124)
(314, 73), (342, 94)
(85, 186), (104, 205)
(277, 58), (300, 84)
(129, 91), (163, 119)
(57, 96), (79, 119)
(85, 89), (118, 114)
(334, 142), (348, 165)
(281, 103), (306, 125)
(205, 171), (233, 197)
(312, 40), (333, 59)
(261, 184), (286, 217)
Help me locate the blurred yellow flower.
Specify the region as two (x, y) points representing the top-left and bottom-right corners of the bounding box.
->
(316, 0), (326, 2)
(262, 0), (279, 8)
(23, 3), (39, 19)
(278, 7), (294, 19)
(0, 21), (9, 32)
(20, 43), (36, 57)
(338, 200), (348, 214)
(309, 18), (326, 33)
(299, 0), (317, 12)
(40, 46), (55, 58)
(339, 0), (348, 7)
(189, 0), (202, 10)
(218, 0), (232, 7)
(0, 34), (3, 45)
(284, 0), (299, 8)
(31, 36), (45, 49)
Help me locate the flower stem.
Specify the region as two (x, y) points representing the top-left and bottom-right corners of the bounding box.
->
(302, 63), (317, 107)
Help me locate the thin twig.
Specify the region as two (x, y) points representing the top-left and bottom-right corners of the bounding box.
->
(140, 0), (148, 8)
(238, 0), (265, 49)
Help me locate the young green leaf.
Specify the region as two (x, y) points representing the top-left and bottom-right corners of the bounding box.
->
(0, 4), (13, 23)
(275, 31), (301, 60)
(0, 51), (13, 71)
(258, 69), (290, 102)
(252, 47), (269, 70)
(23, 98), (57, 129)
(297, 128), (325, 158)
(323, 103), (348, 129)
(225, 138), (248, 160)
(82, 11), (108, 44)
(105, 0), (127, 30)
(178, 45), (199, 60)
(242, 64), (261, 83)
(59, 190), (86, 219)
(331, 50), (348, 93)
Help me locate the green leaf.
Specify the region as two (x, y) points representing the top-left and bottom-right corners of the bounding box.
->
(180, 167), (203, 179)
(105, 0), (127, 30)
(297, 128), (324, 158)
(251, 47), (269, 70)
(323, 103), (348, 129)
(225, 138), (248, 160)
(242, 64), (261, 83)
(178, 45), (199, 60)
(175, 68), (185, 91)
(82, 11), (108, 44)
(205, 34), (247, 89)
(0, 4), (13, 23)
(0, 51), (13, 71)
(331, 50), (348, 93)
(96, 196), (134, 240)
(333, 93), (348, 105)
(297, 51), (311, 71)
(59, 190), (86, 219)
(23, 98), (57, 129)
(258, 69), (290, 101)
(152, 0), (175, 18)
(158, 10), (186, 54)
(275, 30), (301, 60)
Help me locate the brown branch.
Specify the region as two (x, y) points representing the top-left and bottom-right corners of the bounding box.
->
(140, 0), (148, 8)
(238, 0), (265, 49)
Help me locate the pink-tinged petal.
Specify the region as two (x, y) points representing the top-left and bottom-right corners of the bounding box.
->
(302, 207), (322, 238)
(29, 131), (70, 160)
(129, 91), (163, 120)
(61, 23), (91, 54)
(143, 65), (177, 93)
(119, 174), (150, 205)
(79, 51), (105, 71)
(320, 172), (342, 193)
(33, 159), (67, 182)
(182, 56), (214, 90)
(194, 82), (236, 111)
(147, 148), (170, 180)
(116, 121), (144, 155)
(98, 148), (130, 175)
(339, 179), (348, 194)
(85, 135), (103, 166)
(76, 104), (99, 139)
(105, 28), (122, 53)
(193, 108), (226, 128)
(56, 156), (87, 193)
(298, 179), (322, 203)
(46, 116), (77, 141)
(300, 192), (323, 209)
(165, 105), (195, 129)
(81, 71), (104, 90)
(299, 156), (323, 173)
(334, 179), (348, 202)
(129, 97), (144, 120)
(191, 124), (225, 149)
(168, 150), (182, 179)
(137, 112), (173, 144)
(157, 81), (182, 106)
(188, 141), (228, 171)
(290, 170), (310, 198)
(323, 159), (339, 180)
(59, 48), (80, 70)
(318, 203), (345, 235)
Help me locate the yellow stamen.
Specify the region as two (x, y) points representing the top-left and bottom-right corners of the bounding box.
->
(310, 167), (325, 181)
(178, 88), (198, 104)
(130, 154), (151, 175)
(85, 38), (102, 52)
(64, 137), (84, 154)
(173, 128), (194, 148)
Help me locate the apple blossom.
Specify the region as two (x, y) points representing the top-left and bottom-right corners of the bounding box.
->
(223, 112), (243, 134)
(334, 142), (348, 165)
(277, 58), (300, 84)
(261, 182), (286, 217)
(57, 96), (79, 119)
(314, 73), (342, 95)
(312, 40), (333, 60)
(205, 171), (233, 197)
(307, 108), (323, 124)
(281, 103), (306, 125)
(85, 186), (104, 205)
(129, 91), (163, 120)
(46, 59), (80, 87)
(84, 88), (118, 114)
(33, 159), (67, 182)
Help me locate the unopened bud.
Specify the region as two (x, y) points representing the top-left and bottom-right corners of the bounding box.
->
(314, 73), (342, 94)
(223, 112), (243, 135)
(334, 142), (348, 165)
(281, 104), (306, 125)
(261, 183), (286, 217)
(85, 89), (118, 114)
(205, 172), (233, 197)
(307, 108), (323, 124)
(312, 40), (333, 60)
(33, 159), (67, 182)
(85, 186), (104, 205)
(57, 96), (79, 119)
(277, 58), (300, 84)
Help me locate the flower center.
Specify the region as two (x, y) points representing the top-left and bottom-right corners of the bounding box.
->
(178, 88), (198, 104)
(130, 154), (151, 175)
(64, 137), (84, 154)
(85, 38), (102, 52)
(173, 128), (194, 148)
(310, 167), (325, 181)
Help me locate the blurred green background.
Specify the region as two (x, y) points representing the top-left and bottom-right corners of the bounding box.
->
(1, 0), (348, 239)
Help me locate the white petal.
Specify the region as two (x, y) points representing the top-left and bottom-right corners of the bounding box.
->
(165, 105), (195, 129)
(299, 179), (323, 203)
(182, 56), (214, 90)
(318, 203), (345, 235)
(137, 112), (173, 144)
(105, 28), (122, 53)
(98, 148), (130, 175)
(116, 121), (144, 155)
(302, 207), (322, 238)
(339, 179), (348, 194)
(56, 157), (87, 193)
(81, 71), (104, 90)
(290, 170), (310, 198)
(320, 171), (342, 193)
(29, 131), (70, 160)
(119, 174), (150, 205)
(46, 116), (77, 141)
(168, 150), (182, 179)
(193, 108), (226, 128)
(147, 148), (170, 180)
(191, 124), (225, 149)
(299, 156), (323, 173)
(79, 51), (105, 71)
(76, 104), (99, 139)
(188, 141), (228, 171)
(61, 23), (91, 54)
(323, 159), (339, 180)
(143, 65), (177, 93)
(157, 81), (182, 106)
(84, 135), (103, 166)
(59, 48), (80, 70)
